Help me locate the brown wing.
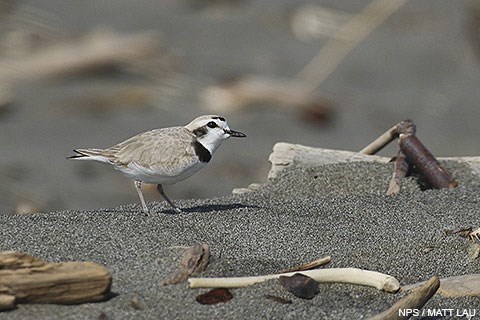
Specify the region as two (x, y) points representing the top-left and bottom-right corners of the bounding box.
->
(108, 127), (199, 175)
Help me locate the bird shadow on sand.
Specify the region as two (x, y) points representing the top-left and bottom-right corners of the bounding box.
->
(159, 203), (259, 215)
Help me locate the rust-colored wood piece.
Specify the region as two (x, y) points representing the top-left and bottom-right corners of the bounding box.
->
(360, 119), (457, 194)
(398, 133), (457, 189)
(0, 251), (112, 310)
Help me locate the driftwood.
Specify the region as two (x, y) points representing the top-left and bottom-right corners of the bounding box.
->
(267, 143), (390, 180)
(0, 293), (15, 311)
(230, 142), (480, 196)
(200, 75), (332, 123)
(265, 142), (480, 181)
(402, 274), (480, 298)
(291, 5), (352, 42)
(279, 255), (331, 273)
(0, 29), (159, 84)
(360, 120), (457, 193)
(189, 267), (400, 293)
(369, 276), (440, 320)
(0, 251), (111, 310)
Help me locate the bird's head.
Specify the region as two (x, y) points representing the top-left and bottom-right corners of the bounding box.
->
(185, 115), (246, 154)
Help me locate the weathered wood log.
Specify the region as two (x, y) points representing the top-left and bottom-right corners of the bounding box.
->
(0, 251), (112, 307)
(0, 251), (46, 269)
(402, 274), (480, 298)
(267, 143), (389, 180)
(266, 142), (480, 181)
(0, 293), (15, 311)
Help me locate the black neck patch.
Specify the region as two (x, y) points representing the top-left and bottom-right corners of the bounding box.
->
(193, 141), (212, 163)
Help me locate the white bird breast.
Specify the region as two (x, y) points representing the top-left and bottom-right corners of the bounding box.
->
(117, 160), (208, 185)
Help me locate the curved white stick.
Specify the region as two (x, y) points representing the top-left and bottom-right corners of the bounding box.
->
(188, 268), (400, 293)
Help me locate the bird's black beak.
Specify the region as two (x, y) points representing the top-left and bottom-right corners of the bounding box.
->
(224, 129), (246, 138)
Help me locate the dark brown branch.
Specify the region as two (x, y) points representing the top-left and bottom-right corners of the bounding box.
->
(360, 119), (457, 193)
(399, 134), (457, 189)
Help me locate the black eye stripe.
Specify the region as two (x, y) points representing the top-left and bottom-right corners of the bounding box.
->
(212, 116), (225, 122)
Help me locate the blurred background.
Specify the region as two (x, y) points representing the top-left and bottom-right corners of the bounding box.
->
(1, 0), (480, 213)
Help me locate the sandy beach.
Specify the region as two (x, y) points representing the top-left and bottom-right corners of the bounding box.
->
(1, 159), (479, 319)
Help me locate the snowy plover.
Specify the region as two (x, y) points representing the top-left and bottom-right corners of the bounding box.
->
(68, 115), (246, 214)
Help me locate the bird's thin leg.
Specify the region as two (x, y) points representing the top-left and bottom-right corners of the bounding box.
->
(157, 184), (182, 213)
(134, 181), (150, 215)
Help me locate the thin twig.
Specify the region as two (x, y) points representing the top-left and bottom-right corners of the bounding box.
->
(279, 256), (331, 273)
(359, 123), (400, 155)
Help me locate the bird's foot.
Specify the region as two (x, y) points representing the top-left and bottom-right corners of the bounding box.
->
(174, 207), (183, 214)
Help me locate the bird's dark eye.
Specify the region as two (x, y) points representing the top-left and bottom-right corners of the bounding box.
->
(207, 121), (217, 128)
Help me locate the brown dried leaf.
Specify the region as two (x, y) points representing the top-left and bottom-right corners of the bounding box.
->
(279, 273), (319, 300)
(196, 288), (233, 305)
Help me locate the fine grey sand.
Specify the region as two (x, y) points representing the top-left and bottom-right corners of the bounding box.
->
(1, 161), (480, 319)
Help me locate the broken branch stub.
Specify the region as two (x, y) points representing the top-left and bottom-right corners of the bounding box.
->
(398, 134), (457, 189)
(386, 151), (409, 195)
(360, 119), (457, 192)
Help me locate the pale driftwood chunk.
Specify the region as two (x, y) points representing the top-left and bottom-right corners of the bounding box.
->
(0, 251), (46, 269)
(266, 143), (480, 181)
(403, 274), (480, 298)
(0, 29), (159, 84)
(0, 294), (15, 311)
(268, 143), (390, 180)
(369, 276), (439, 320)
(0, 252), (112, 305)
